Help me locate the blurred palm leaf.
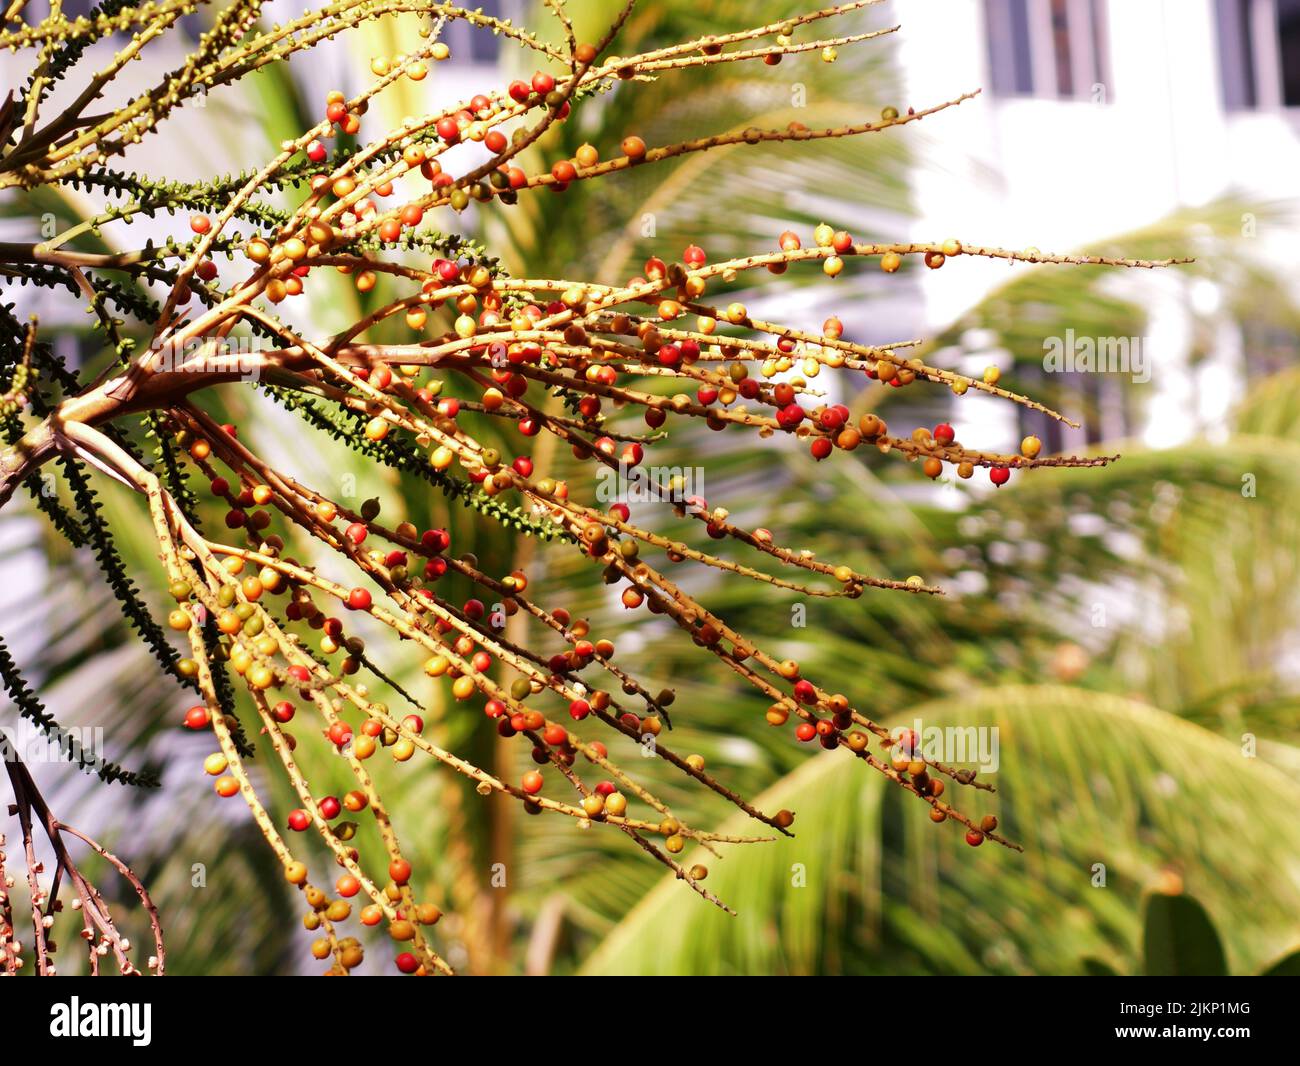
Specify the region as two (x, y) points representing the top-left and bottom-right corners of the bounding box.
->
(581, 686), (1300, 976)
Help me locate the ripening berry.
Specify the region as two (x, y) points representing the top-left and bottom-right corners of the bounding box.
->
(184, 705), (211, 730)
(521, 770), (544, 795)
(858, 413), (886, 439)
(823, 256), (843, 277)
(881, 252), (902, 273)
(576, 143), (599, 168)
(923, 457), (942, 479)
(957, 461), (975, 479)
(389, 858), (412, 885)
(190, 214), (211, 235)
(621, 135), (647, 159)
(983, 365), (1001, 385)
(214, 776), (239, 798)
(1020, 435), (1042, 459)
(203, 753), (227, 775)
(965, 829), (985, 847)
(980, 814), (998, 833)
(924, 251), (945, 269)
(777, 402), (805, 429)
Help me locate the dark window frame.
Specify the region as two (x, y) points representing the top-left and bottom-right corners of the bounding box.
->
(984, 0), (1112, 102)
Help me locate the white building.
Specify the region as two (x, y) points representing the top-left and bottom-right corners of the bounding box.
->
(887, 0), (1300, 453)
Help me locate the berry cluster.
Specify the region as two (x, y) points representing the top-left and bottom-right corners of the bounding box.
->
(0, 0), (1187, 975)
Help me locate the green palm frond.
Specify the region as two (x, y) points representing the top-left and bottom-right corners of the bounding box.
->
(581, 686), (1300, 976)
(488, 0), (910, 284)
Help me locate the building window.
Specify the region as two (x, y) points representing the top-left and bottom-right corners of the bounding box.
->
(441, 0), (527, 64)
(1217, 0), (1259, 108)
(1280, 0), (1300, 104)
(1217, 0), (1300, 109)
(985, 0), (1111, 100)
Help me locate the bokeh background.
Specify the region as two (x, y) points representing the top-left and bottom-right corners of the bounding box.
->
(3, 0), (1300, 975)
